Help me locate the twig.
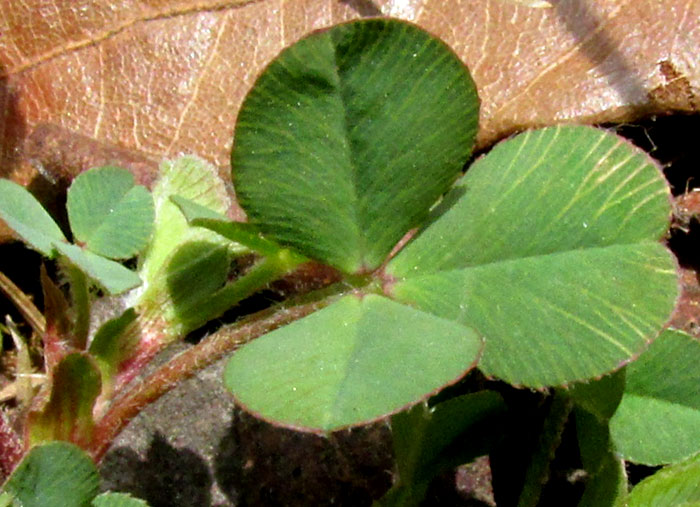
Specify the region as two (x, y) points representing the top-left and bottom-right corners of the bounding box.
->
(0, 270), (45, 336)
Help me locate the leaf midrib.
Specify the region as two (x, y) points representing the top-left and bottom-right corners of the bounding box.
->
(326, 295), (481, 429)
(328, 34), (366, 273)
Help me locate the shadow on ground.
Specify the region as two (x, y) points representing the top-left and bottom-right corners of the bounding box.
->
(99, 350), (393, 507)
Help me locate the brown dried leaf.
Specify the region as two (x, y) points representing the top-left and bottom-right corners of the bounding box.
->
(1, 0), (698, 227)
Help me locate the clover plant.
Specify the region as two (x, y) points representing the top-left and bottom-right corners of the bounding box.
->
(183, 19), (678, 427)
(0, 16), (697, 506)
(0, 167), (156, 504)
(170, 18), (695, 504)
(0, 167), (155, 435)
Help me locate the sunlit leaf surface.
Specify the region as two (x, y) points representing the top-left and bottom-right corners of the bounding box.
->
(2, 442), (99, 507)
(389, 126), (678, 387)
(0, 179), (66, 257)
(225, 294), (482, 431)
(67, 166), (153, 259)
(610, 329), (700, 465)
(233, 18), (478, 274)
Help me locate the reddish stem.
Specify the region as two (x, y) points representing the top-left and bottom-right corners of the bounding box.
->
(109, 321), (171, 400)
(89, 297), (333, 462)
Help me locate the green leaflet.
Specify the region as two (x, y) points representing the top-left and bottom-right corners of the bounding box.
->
(225, 294), (482, 431)
(53, 241), (142, 295)
(0, 179), (66, 257)
(232, 18), (478, 274)
(1, 442), (99, 507)
(388, 126), (678, 387)
(1, 442), (150, 507)
(134, 156), (240, 338)
(67, 166), (154, 260)
(627, 453), (700, 506)
(610, 329), (700, 465)
(389, 126), (671, 274)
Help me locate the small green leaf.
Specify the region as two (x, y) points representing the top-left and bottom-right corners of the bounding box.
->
(27, 353), (101, 448)
(233, 18), (479, 274)
(53, 241), (141, 295)
(225, 294), (482, 431)
(0, 179), (66, 257)
(170, 198), (310, 322)
(89, 308), (138, 392)
(135, 156), (239, 339)
(627, 453), (700, 506)
(163, 241), (233, 330)
(67, 166), (154, 259)
(2, 442), (99, 507)
(139, 155), (238, 283)
(574, 407), (628, 507)
(610, 329), (700, 465)
(578, 450), (627, 507)
(391, 391), (505, 486)
(92, 492), (150, 506)
(389, 126), (678, 387)
(382, 390), (506, 507)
